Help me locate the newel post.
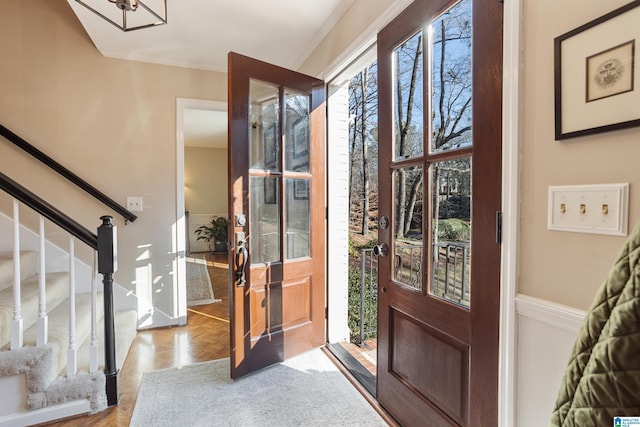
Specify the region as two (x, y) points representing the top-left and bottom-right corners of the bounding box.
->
(97, 215), (119, 406)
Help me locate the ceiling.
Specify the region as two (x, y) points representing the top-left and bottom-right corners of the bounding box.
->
(67, 0), (354, 149)
(66, 0), (354, 73)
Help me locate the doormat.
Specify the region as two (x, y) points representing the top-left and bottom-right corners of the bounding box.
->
(186, 254), (220, 306)
(130, 348), (387, 426)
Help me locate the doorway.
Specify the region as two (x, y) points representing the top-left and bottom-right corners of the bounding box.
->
(326, 44), (380, 396)
(176, 98), (229, 325)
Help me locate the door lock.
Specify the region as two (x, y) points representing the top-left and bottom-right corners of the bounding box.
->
(372, 243), (388, 257)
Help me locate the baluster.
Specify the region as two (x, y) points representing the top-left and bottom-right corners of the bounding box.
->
(37, 215), (48, 346)
(359, 249), (366, 345)
(11, 199), (23, 350)
(67, 236), (77, 377)
(90, 252), (99, 373)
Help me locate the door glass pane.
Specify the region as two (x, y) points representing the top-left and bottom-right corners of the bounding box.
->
(393, 166), (423, 290)
(393, 31), (424, 160)
(431, 157), (471, 307)
(285, 178), (310, 259)
(430, 0), (472, 153)
(284, 90), (310, 172)
(249, 79), (279, 171)
(250, 176), (281, 263)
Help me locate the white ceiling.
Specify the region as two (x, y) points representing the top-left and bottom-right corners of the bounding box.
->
(66, 0), (354, 73)
(183, 109), (227, 148)
(67, 0), (354, 149)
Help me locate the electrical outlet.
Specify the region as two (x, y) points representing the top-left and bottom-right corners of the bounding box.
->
(127, 196), (143, 212)
(548, 183), (629, 236)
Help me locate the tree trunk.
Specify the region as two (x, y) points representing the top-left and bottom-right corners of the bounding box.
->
(361, 69), (370, 236)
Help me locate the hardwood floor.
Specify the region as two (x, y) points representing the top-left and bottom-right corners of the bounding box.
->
(47, 252), (231, 426)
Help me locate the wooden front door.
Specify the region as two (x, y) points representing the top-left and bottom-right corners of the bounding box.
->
(376, 0), (502, 425)
(227, 52), (326, 378)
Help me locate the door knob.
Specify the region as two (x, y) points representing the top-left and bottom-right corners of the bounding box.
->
(372, 243), (388, 257)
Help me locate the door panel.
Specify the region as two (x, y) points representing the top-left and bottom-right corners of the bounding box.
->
(228, 52), (326, 379)
(377, 0), (502, 425)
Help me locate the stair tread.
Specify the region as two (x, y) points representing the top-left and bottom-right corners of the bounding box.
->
(0, 272), (69, 348)
(26, 292), (105, 377)
(0, 250), (38, 292)
(77, 309), (138, 372)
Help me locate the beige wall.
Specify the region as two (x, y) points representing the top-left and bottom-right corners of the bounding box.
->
(0, 0), (226, 322)
(184, 146), (227, 215)
(299, 0), (404, 77)
(520, 0), (640, 310)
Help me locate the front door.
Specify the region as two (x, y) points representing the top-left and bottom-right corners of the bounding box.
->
(376, 0), (502, 425)
(227, 52), (326, 378)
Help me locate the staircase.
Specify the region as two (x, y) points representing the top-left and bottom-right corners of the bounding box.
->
(0, 124), (140, 424)
(0, 246), (137, 424)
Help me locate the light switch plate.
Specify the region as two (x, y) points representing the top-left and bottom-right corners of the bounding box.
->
(548, 183), (629, 236)
(127, 196), (143, 212)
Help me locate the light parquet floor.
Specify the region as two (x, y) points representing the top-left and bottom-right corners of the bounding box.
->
(45, 252), (230, 427)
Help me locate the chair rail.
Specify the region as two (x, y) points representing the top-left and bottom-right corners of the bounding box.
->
(0, 123), (137, 223)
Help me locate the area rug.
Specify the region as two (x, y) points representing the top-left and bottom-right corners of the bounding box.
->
(130, 348), (387, 427)
(186, 254), (219, 306)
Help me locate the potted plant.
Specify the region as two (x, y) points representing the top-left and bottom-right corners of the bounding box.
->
(194, 216), (230, 253)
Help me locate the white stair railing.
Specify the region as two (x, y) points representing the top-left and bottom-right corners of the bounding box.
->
(11, 199), (23, 350)
(67, 236), (77, 377)
(90, 253), (99, 373)
(37, 215), (48, 346)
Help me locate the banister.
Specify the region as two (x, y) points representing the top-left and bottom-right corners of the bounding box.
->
(0, 171), (97, 248)
(0, 124), (137, 223)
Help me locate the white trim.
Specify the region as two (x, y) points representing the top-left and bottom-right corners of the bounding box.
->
(0, 400), (90, 427)
(498, 0), (523, 425)
(175, 98), (227, 326)
(515, 294), (587, 334)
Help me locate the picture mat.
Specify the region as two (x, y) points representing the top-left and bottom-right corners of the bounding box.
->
(560, 6), (640, 135)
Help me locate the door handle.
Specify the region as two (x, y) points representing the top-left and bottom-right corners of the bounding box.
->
(372, 243), (388, 257)
(235, 245), (248, 287)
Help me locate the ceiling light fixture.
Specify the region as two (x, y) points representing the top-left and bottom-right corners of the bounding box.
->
(74, 0), (167, 32)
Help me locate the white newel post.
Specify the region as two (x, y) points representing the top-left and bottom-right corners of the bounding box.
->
(11, 198), (23, 350)
(90, 252), (99, 373)
(67, 236), (77, 377)
(37, 215), (48, 346)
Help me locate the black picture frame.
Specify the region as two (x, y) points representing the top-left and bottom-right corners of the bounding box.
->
(292, 117), (309, 158)
(293, 179), (309, 200)
(554, 0), (640, 140)
(264, 178), (277, 205)
(263, 123), (277, 169)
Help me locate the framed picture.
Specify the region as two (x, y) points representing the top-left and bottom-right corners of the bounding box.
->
(264, 178), (277, 205)
(292, 117), (309, 158)
(263, 123), (277, 169)
(554, 1), (640, 140)
(293, 179), (309, 200)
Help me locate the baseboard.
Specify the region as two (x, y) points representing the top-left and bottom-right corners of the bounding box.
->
(515, 294), (586, 333)
(0, 400), (89, 427)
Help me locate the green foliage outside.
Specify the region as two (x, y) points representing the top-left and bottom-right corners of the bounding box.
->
(348, 266), (377, 343)
(348, 234), (379, 344)
(437, 218), (470, 241)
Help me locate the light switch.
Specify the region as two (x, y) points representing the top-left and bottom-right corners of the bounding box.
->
(127, 196), (143, 212)
(548, 183), (629, 236)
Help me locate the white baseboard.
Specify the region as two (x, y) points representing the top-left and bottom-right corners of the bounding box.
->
(0, 400), (89, 427)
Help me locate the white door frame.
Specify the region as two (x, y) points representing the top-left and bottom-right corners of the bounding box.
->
(175, 98), (228, 325)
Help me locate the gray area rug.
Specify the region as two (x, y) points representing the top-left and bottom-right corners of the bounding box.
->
(186, 254), (219, 306)
(130, 348), (387, 427)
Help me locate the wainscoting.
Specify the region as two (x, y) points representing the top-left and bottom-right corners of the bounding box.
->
(515, 294), (586, 427)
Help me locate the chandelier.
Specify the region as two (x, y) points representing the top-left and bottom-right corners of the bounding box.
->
(74, 0), (167, 32)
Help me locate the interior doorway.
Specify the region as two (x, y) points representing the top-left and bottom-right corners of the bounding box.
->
(176, 98), (228, 325)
